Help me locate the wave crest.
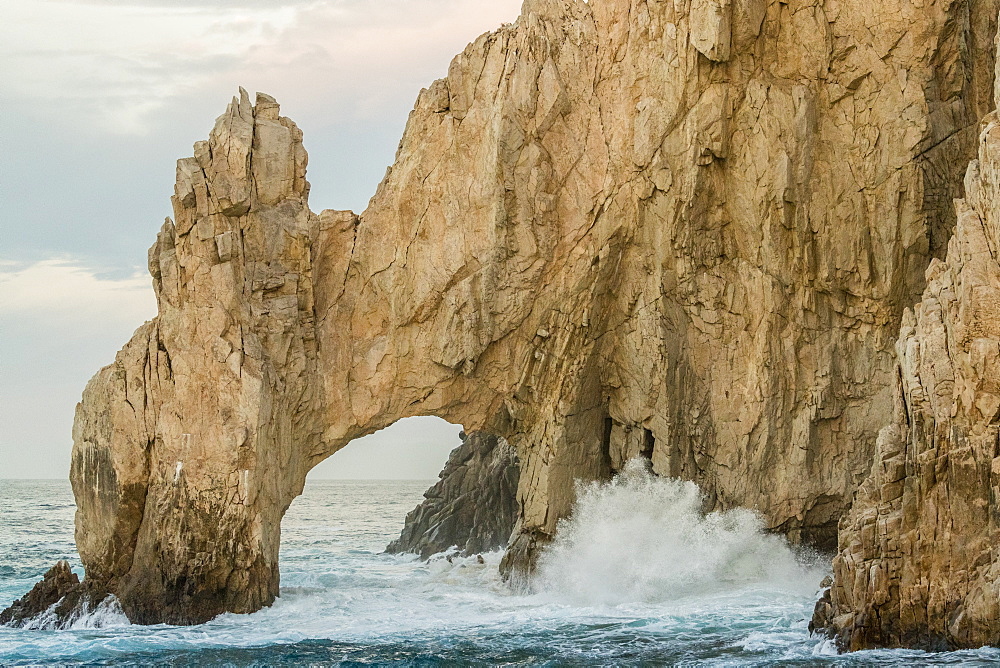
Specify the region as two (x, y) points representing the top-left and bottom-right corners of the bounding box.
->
(19, 594), (129, 631)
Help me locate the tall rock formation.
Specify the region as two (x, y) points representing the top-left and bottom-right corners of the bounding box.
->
(70, 90), (324, 624)
(386, 431), (520, 559)
(818, 94), (1000, 650)
(43, 0), (999, 632)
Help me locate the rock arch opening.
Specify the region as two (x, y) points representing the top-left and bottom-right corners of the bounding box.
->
(278, 417), (519, 597)
(307, 416), (462, 483)
(279, 417), (460, 592)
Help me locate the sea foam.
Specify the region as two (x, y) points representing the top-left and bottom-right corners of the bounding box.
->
(18, 595), (129, 631)
(11, 478), (978, 666)
(535, 459), (826, 606)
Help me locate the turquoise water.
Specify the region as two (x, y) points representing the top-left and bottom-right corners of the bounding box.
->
(2, 476), (1000, 666)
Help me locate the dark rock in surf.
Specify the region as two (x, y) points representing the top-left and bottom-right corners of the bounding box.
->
(386, 432), (519, 559)
(0, 561), (110, 628)
(808, 586), (834, 637)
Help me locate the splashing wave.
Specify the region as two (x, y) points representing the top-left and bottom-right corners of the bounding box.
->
(535, 460), (826, 606)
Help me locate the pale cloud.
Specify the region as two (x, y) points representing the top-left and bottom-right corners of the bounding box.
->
(0, 1), (302, 133)
(0, 0), (522, 134)
(0, 258), (156, 327)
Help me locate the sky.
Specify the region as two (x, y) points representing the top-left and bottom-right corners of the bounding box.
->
(0, 0), (524, 479)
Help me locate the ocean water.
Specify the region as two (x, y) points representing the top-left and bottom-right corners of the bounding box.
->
(2, 472), (1000, 667)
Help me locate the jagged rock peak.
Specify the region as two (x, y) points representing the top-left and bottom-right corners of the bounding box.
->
(72, 88), (326, 625)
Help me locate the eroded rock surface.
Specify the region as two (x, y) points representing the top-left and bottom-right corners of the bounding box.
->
(819, 102), (1000, 650)
(71, 90), (323, 624)
(386, 432), (520, 559)
(61, 0), (998, 630)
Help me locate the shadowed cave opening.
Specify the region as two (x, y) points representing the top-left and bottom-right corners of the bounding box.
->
(278, 417), (520, 596)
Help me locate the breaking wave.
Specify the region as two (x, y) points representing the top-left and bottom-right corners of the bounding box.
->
(535, 459), (826, 606)
(10, 478), (994, 665)
(18, 595), (129, 631)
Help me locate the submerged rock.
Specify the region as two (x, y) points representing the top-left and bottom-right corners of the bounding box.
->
(0, 561), (109, 629)
(386, 431), (519, 559)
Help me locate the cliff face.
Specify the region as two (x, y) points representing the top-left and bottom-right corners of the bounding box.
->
(819, 99), (1000, 650)
(71, 91), (325, 624)
(386, 431), (519, 559)
(58, 0), (998, 631)
(343, 0), (997, 565)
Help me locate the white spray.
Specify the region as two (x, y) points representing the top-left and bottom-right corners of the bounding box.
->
(535, 459), (825, 606)
(19, 595), (129, 631)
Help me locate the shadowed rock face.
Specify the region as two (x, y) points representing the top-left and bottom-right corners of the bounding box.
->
(386, 432), (519, 559)
(817, 98), (1000, 651)
(49, 0), (999, 636)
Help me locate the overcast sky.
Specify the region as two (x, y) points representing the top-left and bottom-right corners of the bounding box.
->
(0, 0), (523, 479)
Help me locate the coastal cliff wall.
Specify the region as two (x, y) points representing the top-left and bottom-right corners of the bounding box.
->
(818, 91), (1000, 651)
(52, 0), (1000, 635)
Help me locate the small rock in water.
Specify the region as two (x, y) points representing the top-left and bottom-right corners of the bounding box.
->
(1, 561), (77, 626)
(0, 561), (108, 628)
(386, 432), (519, 559)
(808, 586), (834, 637)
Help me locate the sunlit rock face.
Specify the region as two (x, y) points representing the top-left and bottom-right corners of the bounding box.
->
(71, 90), (323, 624)
(819, 101), (1000, 651)
(62, 0), (997, 631)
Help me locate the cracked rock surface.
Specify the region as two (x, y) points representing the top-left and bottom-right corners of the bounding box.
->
(819, 95), (1000, 650)
(52, 0), (999, 640)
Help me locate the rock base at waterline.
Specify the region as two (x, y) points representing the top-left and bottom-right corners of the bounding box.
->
(0, 561), (110, 629)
